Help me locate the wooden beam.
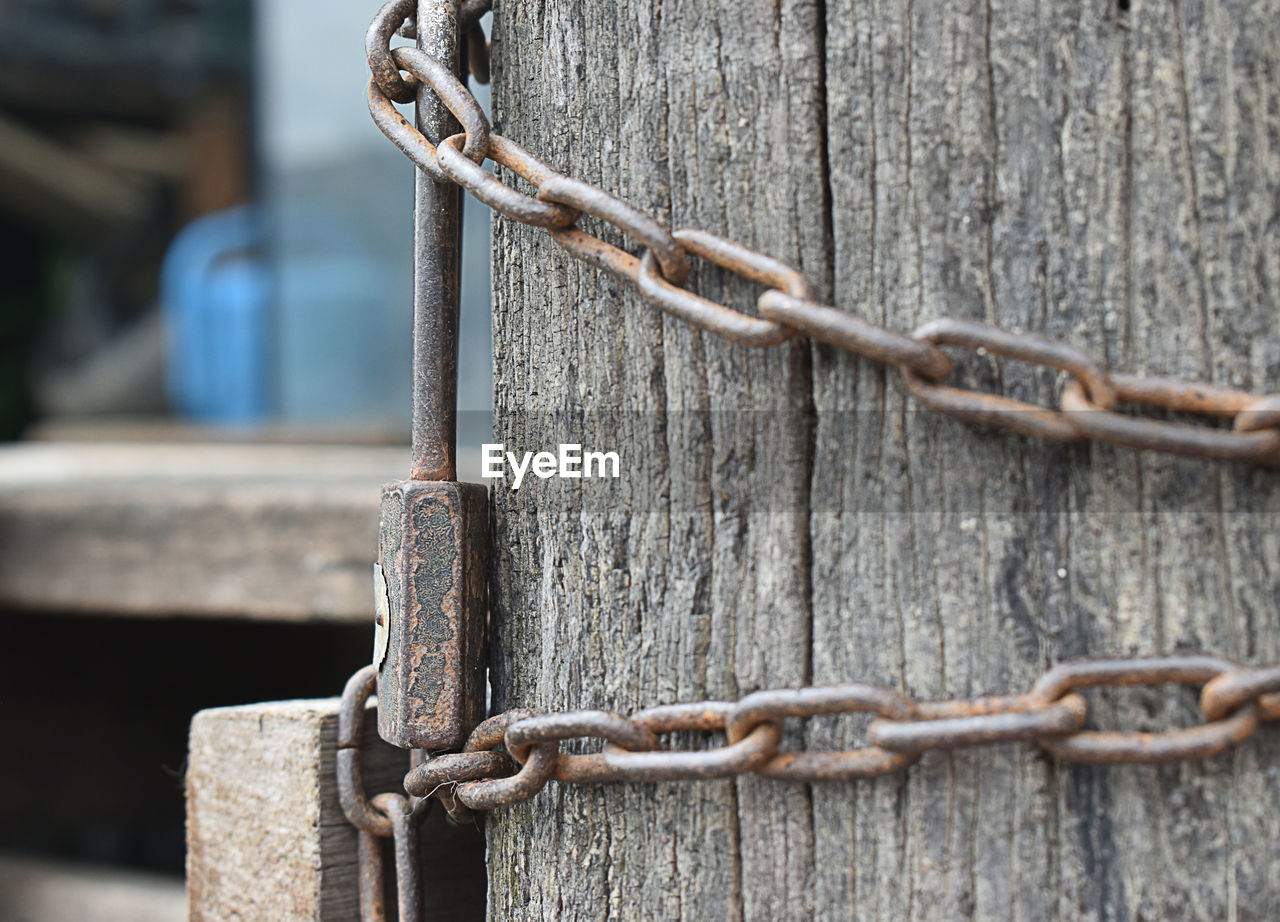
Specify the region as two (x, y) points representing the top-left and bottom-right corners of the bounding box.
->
(488, 1), (1280, 919)
(186, 698), (484, 921)
(0, 442), (404, 621)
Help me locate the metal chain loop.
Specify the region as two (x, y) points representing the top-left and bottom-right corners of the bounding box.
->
(1201, 665), (1280, 722)
(902, 318), (1118, 444)
(1060, 378), (1280, 465)
(451, 710), (560, 811)
(435, 134), (579, 228)
(338, 665), (434, 922)
(1029, 656), (1262, 764)
(1235, 394), (1280, 433)
(391, 47), (490, 162)
(337, 665), (395, 837)
(370, 0), (492, 99)
(536, 175), (690, 286)
(633, 230), (802, 346)
(366, 0), (417, 104)
(376, 655), (1280, 814)
(547, 226), (641, 283)
(757, 290), (954, 380)
(599, 701), (782, 782)
(869, 693), (1088, 754)
(726, 684), (920, 780)
(364, 0), (1280, 468)
(369, 793), (423, 922)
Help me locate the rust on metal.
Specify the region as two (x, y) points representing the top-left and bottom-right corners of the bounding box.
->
(403, 750), (512, 797)
(1234, 393), (1280, 433)
(365, 0), (1280, 467)
(901, 318), (1115, 444)
(376, 480), (488, 750)
(599, 720), (781, 783)
(357, 831), (387, 922)
(1030, 655), (1261, 764)
(338, 667), (417, 922)
(371, 0), (491, 757)
(1201, 665), (1280, 722)
(367, 79), (448, 182)
(635, 251), (795, 346)
(391, 47), (490, 161)
(758, 290), (954, 380)
(366, 0), (417, 103)
(453, 743), (559, 810)
(727, 684), (921, 780)
(673, 229), (813, 299)
(371, 793), (422, 922)
(629, 229), (804, 346)
(361, 654), (1280, 812)
(537, 174), (690, 285)
(504, 710), (661, 761)
(1029, 655), (1240, 702)
(1037, 707), (1261, 764)
(1060, 380), (1280, 466)
(436, 134), (579, 228)
(870, 694), (1088, 753)
(408, 0), (463, 484)
(914, 318), (1118, 409)
(338, 665), (395, 837)
(901, 373), (1084, 442)
(548, 226), (641, 282)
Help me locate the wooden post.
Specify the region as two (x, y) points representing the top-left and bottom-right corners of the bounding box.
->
(486, 1), (1280, 920)
(187, 699), (484, 921)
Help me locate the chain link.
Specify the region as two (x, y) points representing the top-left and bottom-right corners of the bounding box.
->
(338, 666), (434, 922)
(377, 655), (1280, 814)
(366, 0), (1280, 467)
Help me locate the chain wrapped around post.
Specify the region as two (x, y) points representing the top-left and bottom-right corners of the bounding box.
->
(336, 655), (1280, 827)
(368, 655), (1280, 815)
(356, 0), (1280, 817)
(365, 0), (1280, 467)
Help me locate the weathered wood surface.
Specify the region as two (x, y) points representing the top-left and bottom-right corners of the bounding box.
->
(0, 856), (186, 922)
(488, 1), (1280, 920)
(186, 698), (484, 921)
(0, 442), (401, 620)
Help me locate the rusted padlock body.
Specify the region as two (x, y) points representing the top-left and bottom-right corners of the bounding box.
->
(377, 479), (487, 750)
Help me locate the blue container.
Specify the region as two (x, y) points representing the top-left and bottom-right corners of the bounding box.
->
(161, 207), (272, 421)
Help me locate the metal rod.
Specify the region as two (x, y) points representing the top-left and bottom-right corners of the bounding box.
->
(411, 0), (463, 481)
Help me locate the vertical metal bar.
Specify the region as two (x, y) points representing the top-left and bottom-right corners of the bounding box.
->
(389, 801), (423, 922)
(357, 831), (388, 922)
(411, 0), (463, 482)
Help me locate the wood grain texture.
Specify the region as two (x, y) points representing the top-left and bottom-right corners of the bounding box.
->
(488, 0), (1280, 919)
(186, 698), (485, 922)
(186, 699), (406, 922)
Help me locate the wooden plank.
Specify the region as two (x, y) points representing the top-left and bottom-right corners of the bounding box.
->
(487, 1), (1280, 920)
(186, 697), (484, 922)
(0, 856), (186, 922)
(0, 442), (404, 620)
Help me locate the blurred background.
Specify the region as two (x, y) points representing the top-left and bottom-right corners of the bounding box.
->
(0, 1), (492, 917)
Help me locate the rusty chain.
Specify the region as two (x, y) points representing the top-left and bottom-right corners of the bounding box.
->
(347, 13), (1280, 907)
(366, 0), (1280, 467)
(341, 654), (1280, 823)
(338, 667), (434, 922)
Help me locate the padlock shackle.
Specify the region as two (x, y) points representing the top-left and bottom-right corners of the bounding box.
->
(410, 0), (464, 482)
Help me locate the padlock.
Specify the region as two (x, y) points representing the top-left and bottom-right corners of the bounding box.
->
(375, 10), (486, 750)
(375, 479), (486, 750)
